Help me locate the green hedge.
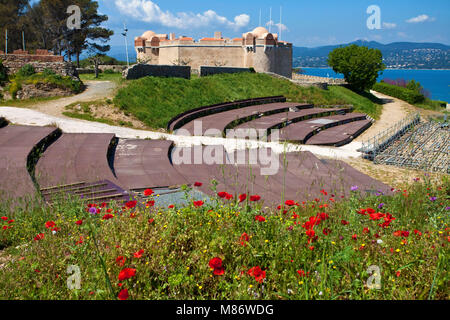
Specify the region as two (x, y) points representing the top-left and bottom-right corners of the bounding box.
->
(373, 82), (426, 105)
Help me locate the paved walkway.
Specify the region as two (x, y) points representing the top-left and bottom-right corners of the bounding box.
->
(0, 107), (363, 159)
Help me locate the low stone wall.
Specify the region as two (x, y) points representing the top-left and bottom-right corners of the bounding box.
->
(123, 64), (191, 80)
(292, 73), (347, 85)
(0, 52), (77, 78)
(200, 66), (252, 77)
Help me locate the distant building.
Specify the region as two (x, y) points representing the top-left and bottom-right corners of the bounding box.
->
(134, 27), (293, 78)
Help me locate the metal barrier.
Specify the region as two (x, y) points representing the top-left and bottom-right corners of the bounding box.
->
(359, 112), (421, 160)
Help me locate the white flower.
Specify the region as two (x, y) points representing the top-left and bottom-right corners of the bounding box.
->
(319, 291), (323, 296)
(52, 230), (57, 235)
(377, 239), (383, 244)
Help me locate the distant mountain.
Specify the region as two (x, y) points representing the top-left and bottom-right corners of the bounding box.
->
(293, 40), (450, 69)
(79, 45), (137, 63)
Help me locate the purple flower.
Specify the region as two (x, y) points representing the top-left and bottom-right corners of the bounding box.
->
(351, 186), (358, 191)
(446, 207), (450, 211)
(378, 203), (385, 209)
(429, 196), (437, 202)
(89, 207), (97, 214)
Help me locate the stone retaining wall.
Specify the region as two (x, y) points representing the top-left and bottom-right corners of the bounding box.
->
(0, 52), (77, 78)
(123, 64), (191, 80)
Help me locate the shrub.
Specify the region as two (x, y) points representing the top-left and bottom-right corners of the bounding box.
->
(0, 60), (7, 83)
(42, 68), (56, 77)
(103, 69), (118, 74)
(8, 80), (22, 99)
(373, 82), (426, 105)
(17, 64), (36, 77)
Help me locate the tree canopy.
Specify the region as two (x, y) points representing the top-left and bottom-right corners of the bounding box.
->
(328, 44), (385, 92)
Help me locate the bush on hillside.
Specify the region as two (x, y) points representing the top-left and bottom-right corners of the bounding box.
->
(0, 60), (7, 83)
(373, 82), (426, 105)
(17, 64), (36, 77)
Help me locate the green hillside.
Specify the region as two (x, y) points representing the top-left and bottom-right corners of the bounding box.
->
(114, 73), (382, 130)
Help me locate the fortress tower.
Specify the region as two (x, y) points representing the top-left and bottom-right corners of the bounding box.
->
(135, 27), (293, 78)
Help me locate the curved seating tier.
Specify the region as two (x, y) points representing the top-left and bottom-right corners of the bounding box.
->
(114, 139), (188, 190)
(272, 113), (368, 144)
(168, 96), (286, 131)
(306, 120), (372, 146)
(35, 133), (120, 189)
(0, 125), (59, 201)
(176, 102), (311, 136)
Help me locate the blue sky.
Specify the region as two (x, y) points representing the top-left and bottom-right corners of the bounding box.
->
(96, 0), (450, 47)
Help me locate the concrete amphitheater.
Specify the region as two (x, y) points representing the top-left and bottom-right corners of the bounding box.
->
(0, 97), (390, 207)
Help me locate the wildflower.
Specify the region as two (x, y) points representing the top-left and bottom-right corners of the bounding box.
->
(168, 205), (175, 209)
(193, 200), (204, 207)
(239, 194), (247, 203)
(322, 228), (331, 236)
(218, 192), (228, 198)
(297, 270), (307, 277)
(378, 203), (385, 209)
(248, 266), (266, 283)
(254, 215), (266, 222)
(194, 182), (203, 187)
(240, 233), (250, 246)
(377, 239), (383, 244)
(34, 233), (45, 241)
(225, 193), (233, 200)
(118, 268), (136, 281)
(306, 229), (315, 238)
(341, 220), (349, 225)
(285, 200), (296, 206)
(75, 220), (83, 225)
(89, 207), (98, 214)
(102, 214), (114, 220)
(250, 195), (261, 202)
(76, 237), (84, 245)
(351, 186), (358, 191)
(118, 289), (129, 300)
(429, 196), (437, 202)
(45, 221), (56, 229)
(144, 189), (154, 196)
(116, 256), (126, 267)
(146, 200), (155, 207)
(125, 200), (137, 209)
(351, 234), (357, 240)
(148, 218), (155, 224)
(209, 257), (225, 276)
(363, 227), (370, 234)
(1, 216), (7, 221)
(133, 249), (144, 259)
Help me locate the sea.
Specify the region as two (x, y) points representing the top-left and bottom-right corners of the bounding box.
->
(301, 68), (450, 103)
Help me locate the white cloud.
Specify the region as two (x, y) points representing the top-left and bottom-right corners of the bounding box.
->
(115, 0), (250, 30)
(265, 20), (289, 32)
(406, 14), (436, 23)
(382, 22), (397, 29)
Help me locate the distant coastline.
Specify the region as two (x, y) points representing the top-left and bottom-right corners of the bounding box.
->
(301, 67), (450, 71)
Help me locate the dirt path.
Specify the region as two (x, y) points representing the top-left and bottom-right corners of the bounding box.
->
(15, 81), (117, 117)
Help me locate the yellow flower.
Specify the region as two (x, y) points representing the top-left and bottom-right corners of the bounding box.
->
(328, 260), (334, 264)
(298, 281), (304, 285)
(396, 249), (401, 253)
(265, 240), (269, 243)
(331, 241), (336, 245)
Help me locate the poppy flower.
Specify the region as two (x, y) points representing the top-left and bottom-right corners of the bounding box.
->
(76, 237), (84, 245)
(254, 215), (266, 222)
(341, 220), (349, 225)
(193, 200), (204, 207)
(209, 257), (223, 269)
(168, 205), (175, 209)
(125, 200), (137, 209)
(194, 182), (203, 187)
(146, 200), (155, 207)
(239, 194), (247, 203)
(34, 233), (45, 241)
(1, 217), (8, 221)
(118, 268), (136, 281)
(7, 219), (14, 224)
(144, 189), (154, 196)
(250, 195), (261, 202)
(118, 289), (129, 300)
(363, 227), (370, 234)
(218, 192), (228, 198)
(297, 270), (307, 277)
(133, 249), (144, 259)
(285, 200), (296, 206)
(148, 218), (155, 224)
(351, 234), (357, 240)
(45, 221), (56, 229)
(225, 193), (233, 200)
(240, 232), (250, 246)
(306, 229), (315, 238)
(102, 214), (114, 220)
(116, 256), (126, 267)
(75, 220), (83, 225)
(322, 228), (331, 236)
(248, 266), (266, 283)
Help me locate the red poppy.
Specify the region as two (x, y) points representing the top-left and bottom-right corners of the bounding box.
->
(341, 220), (349, 225)
(322, 228), (331, 236)
(306, 229), (315, 238)
(116, 256), (126, 267)
(144, 189), (154, 196)
(118, 268), (136, 281)
(148, 218), (155, 224)
(45, 221), (56, 229)
(125, 200), (137, 209)
(193, 200), (204, 207)
(209, 257), (225, 276)
(1, 217), (8, 221)
(218, 192), (227, 198)
(75, 220), (83, 225)
(352, 234), (358, 240)
(102, 214), (114, 220)
(194, 182), (203, 187)
(168, 205), (175, 209)
(239, 194), (247, 203)
(401, 231), (410, 238)
(133, 249), (144, 259)
(250, 195), (261, 202)
(297, 270), (307, 277)
(393, 230), (402, 237)
(76, 236), (84, 245)
(363, 227), (370, 234)
(146, 200), (155, 207)
(225, 193), (233, 200)
(285, 200), (296, 206)
(118, 289), (129, 300)
(369, 212), (385, 221)
(7, 219), (14, 224)
(240, 232), (250, 246)
(248, 266), (266, 283)
(34, 233), (44, 241)
(254, 215), (266, 222)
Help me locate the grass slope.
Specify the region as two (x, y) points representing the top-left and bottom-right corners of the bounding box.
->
(114, 73), (382, 129)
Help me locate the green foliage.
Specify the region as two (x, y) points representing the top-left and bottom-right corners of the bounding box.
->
(114, 73), (382, 129)
(103, 69), (118, 74)
(328, 44), (386, 92)
(0, 177), (448, 300)
(8, 80), (22, 99)
(42, 68), (56, 77)
(79, 55), (127, 68)
(373, 82), (426, 105)
(17, 64), (36, 77)
(0, 60), (7, 83)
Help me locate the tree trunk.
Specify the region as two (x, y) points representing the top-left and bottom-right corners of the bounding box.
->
(95, 60), (99, 78)
(76, 53), (80, 68)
